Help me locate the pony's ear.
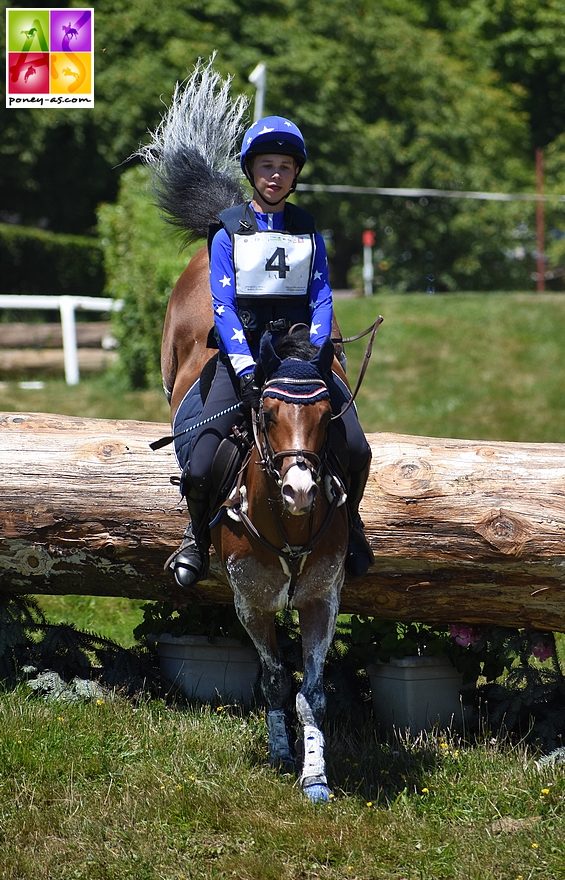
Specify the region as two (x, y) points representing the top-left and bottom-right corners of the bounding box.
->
(311, 337), (335, 377)
(257, 331), (282, 381)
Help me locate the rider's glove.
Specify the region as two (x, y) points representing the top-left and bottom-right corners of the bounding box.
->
(239, 373), (261, 412)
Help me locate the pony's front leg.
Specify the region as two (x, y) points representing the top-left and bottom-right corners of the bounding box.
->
(296, 692), (330, 802)
(296, 591), (341, 803)
(232, 597), (294, 769)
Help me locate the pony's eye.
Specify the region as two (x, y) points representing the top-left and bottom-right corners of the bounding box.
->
(263, 409), (276, 428)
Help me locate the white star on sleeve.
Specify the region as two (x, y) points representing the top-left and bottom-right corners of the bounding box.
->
(219, 275), (231, 288)
(231, 328), (246, 344)
(215, 305), (225, 315)
(310, 322), (321, 336)
(313, 270), (323, 281)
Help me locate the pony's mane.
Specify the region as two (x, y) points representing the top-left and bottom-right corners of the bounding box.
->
(274, 329), (318, 362)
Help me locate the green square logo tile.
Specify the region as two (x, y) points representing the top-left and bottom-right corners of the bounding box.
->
(7, 9), (50, 53)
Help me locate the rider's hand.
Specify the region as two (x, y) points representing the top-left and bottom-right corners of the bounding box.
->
(239, 373), (261, 412)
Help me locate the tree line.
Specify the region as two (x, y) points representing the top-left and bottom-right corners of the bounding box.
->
(1, 0), (564, 291)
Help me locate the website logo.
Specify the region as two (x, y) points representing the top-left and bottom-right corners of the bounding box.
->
(6, 8), (94, 109)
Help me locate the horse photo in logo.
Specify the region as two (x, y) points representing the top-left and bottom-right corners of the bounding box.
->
(50, 53), (92, 95)
(6, 8), (94, 108)
(6, 9), (50, 94)
(50, 9), (92, 52)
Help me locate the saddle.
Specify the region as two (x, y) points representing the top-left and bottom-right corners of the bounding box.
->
(176, 351), (252, 515)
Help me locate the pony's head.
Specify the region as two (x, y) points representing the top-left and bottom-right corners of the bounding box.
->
(256, 329), (334, 516)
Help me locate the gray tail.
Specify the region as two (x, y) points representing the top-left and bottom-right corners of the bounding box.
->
(135, 55), (248, 242)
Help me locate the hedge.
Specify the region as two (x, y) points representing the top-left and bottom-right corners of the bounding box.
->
(0, 223), (104, 296)
(98, 165), (197, 389)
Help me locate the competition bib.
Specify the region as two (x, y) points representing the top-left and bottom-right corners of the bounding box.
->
(234, 231), (314, 298)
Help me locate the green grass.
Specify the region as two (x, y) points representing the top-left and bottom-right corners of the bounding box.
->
(2, 292), (563, 443)
(33, 595), (146, 648)
(0, 693), (563, 880)
(0, 371), (170, 424)
(337, 291), (565, 441)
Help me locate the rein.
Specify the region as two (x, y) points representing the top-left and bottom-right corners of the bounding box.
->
(331, 314), (383, 422)
(149, 401), (242, 451)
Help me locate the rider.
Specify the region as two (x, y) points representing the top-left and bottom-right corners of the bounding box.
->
(172, 115), (374, 587)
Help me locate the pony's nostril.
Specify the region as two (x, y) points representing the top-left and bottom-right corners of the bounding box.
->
(307, 485), (318, 505)
(282, 485), (296, 503)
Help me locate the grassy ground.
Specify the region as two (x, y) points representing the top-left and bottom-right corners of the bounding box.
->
(1, 292), (564, 441)
(1, 292), (564, 879)
(0, 692), (563, 880)
(339, 291), (565, 441)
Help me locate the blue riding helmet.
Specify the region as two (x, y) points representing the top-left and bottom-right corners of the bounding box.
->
(240, 116), (307, 174)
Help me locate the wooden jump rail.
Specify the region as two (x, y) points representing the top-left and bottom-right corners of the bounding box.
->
(1, 412), (564, 632)
(0, 295), (122, 385)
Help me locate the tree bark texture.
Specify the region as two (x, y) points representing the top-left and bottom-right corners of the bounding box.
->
(1, 412), (564, 632)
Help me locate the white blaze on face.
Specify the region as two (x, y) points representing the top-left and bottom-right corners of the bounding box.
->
(281, 463), (318, 515)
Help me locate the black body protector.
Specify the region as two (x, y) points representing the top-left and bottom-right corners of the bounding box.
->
(208, 201), (317, 343)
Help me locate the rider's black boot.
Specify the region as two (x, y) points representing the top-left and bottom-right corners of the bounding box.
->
(170, 481), (211, 588)
(345, 461), (374, 577)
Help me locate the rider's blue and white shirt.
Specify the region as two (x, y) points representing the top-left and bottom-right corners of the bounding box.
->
(209, 206), (333, 377)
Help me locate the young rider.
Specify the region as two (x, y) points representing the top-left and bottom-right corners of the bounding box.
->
(172, 116), (373, 587)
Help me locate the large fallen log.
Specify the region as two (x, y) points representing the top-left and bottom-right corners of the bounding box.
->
(1, 412), (564, 632)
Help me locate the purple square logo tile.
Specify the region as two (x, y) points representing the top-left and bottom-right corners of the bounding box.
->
(50, 9), (92, 53)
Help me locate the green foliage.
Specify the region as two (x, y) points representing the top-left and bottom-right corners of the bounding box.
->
(348, 617), (453, 664)
(462, 0), (565, 149)
(0, 597), (156, 697)
(134, 601), (251, 643)
(281, 0), (536, 289)
(0, 223), (104, 296)
(2, 0), (564, 290)
(346, 616), (564, 747)
(97, 165), (192, 388)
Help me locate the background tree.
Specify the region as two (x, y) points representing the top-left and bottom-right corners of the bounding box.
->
(1, 0), (562, 298)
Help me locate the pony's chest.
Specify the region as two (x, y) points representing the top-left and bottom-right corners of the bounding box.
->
(223, 551), (344, 612)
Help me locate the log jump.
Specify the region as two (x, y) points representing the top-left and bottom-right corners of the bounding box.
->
(1, 411), (564, 632)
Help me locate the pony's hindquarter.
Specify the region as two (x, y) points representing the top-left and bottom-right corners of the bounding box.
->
(161, 247), (216, 414)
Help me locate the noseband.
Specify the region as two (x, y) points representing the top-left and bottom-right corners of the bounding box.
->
(254, 377), (330, 487)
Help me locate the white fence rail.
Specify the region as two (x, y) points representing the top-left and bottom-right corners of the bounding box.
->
(0, 295), (123, 385)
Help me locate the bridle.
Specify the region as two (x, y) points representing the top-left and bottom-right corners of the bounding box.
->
(228, 373), (342, 598)
(252, 377), (329, 488)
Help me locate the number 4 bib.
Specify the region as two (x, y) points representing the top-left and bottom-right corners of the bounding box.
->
(233, 231), (314, 298)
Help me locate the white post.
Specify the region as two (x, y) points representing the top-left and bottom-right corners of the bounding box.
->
(248, 62), (267, 122)
(362, 229), (375, 296)
(59, 295), (79, 385)
(363, 246), (374, 296)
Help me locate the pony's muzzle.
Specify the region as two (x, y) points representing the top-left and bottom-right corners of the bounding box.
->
(281, 463), (318, 515)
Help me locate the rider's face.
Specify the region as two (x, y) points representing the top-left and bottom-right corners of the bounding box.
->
(251, 153), (298, 209)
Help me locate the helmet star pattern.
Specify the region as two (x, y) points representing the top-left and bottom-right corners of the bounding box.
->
(240, 116), (307, 174)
